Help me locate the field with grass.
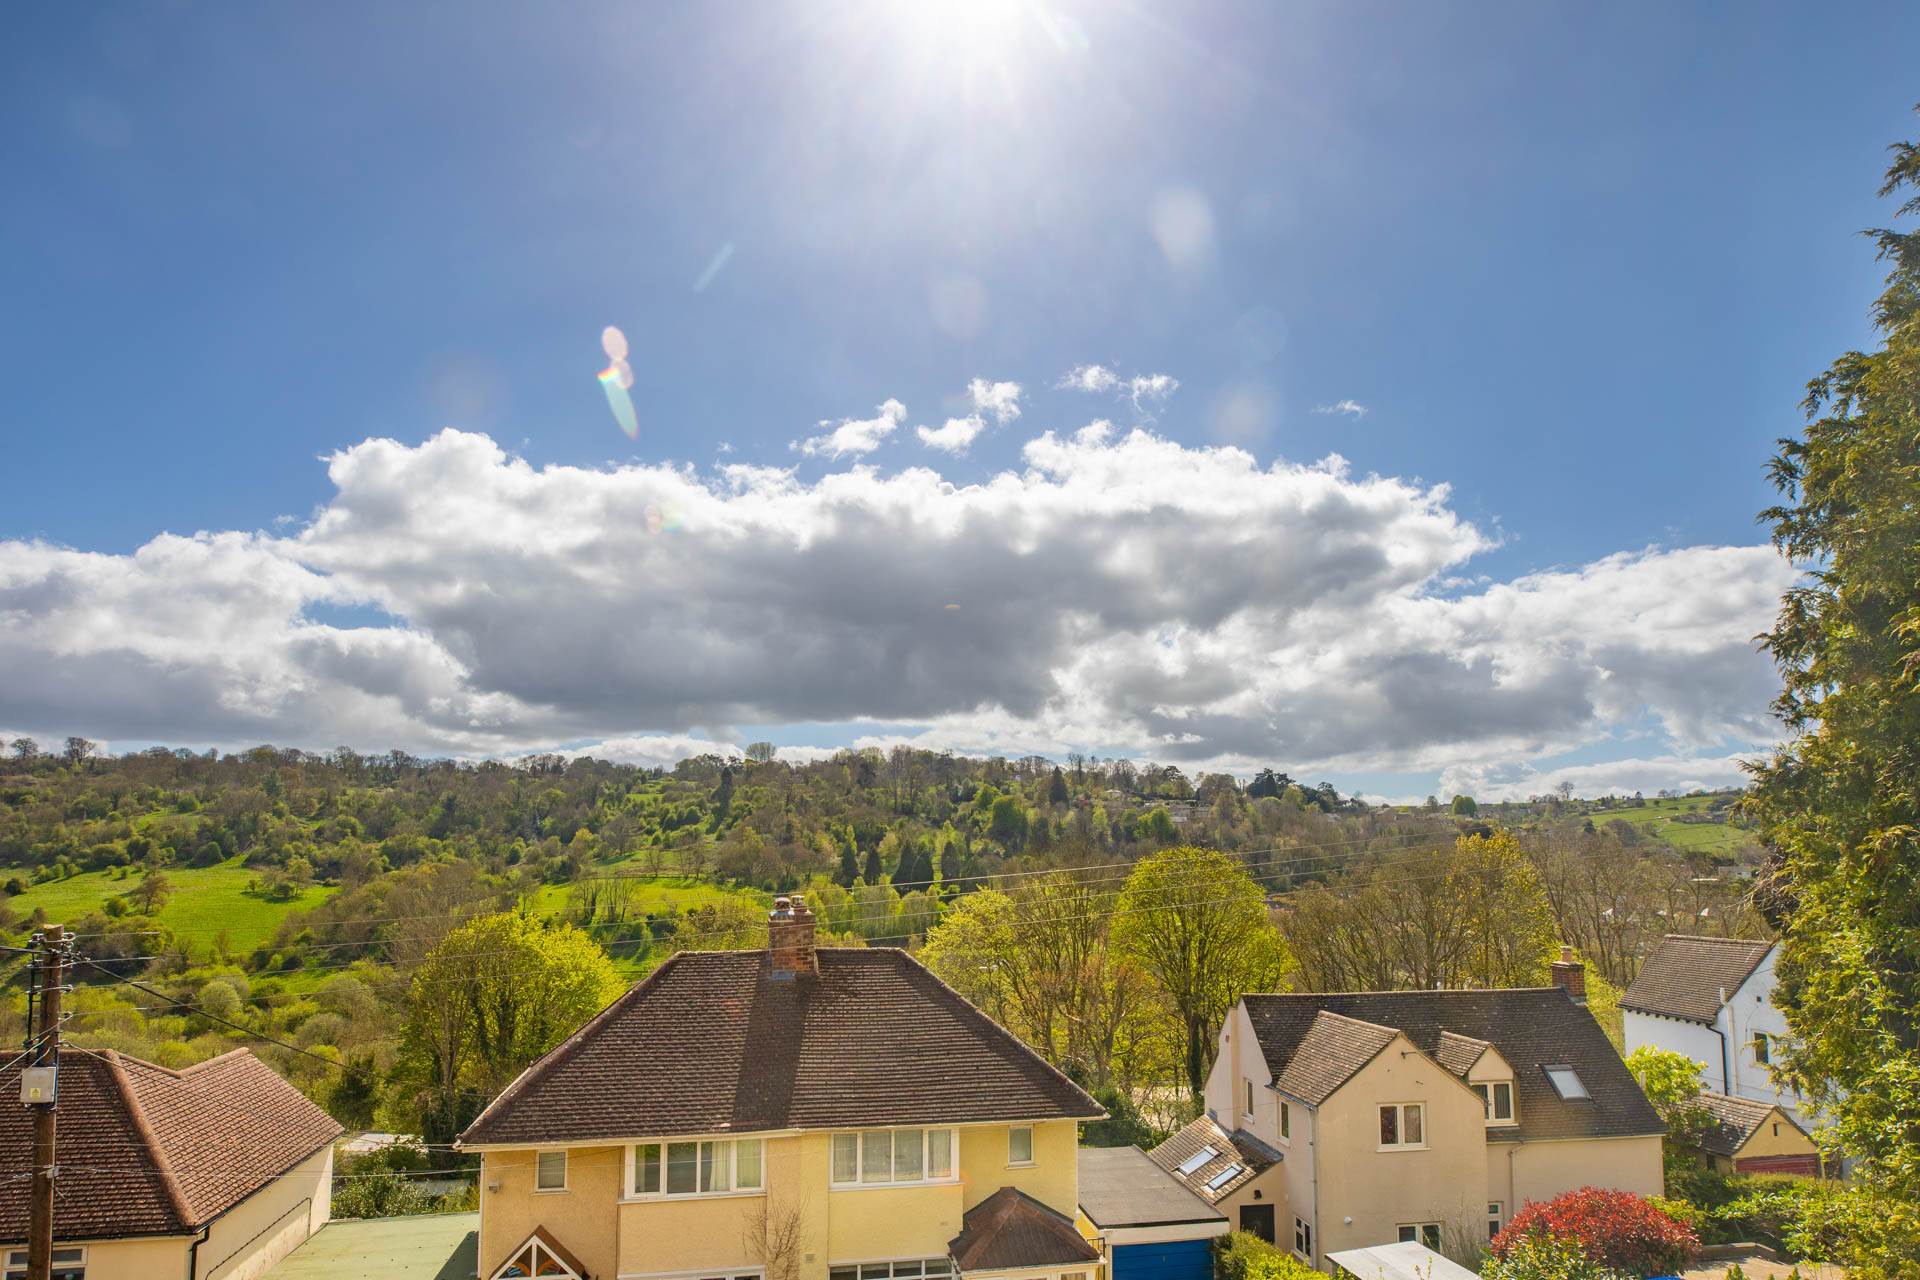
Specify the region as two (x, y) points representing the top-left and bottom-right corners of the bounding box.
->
(1589, 792), (1758, 858)
(7, 857), (335, 953)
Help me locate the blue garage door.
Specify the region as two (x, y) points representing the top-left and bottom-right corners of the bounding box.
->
(1113, 1239), (1213, 1280)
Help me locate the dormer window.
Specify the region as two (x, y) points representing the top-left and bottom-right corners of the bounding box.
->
(1545, 1066), (1589, 1100)
(1472, 1081), (1515, 1123)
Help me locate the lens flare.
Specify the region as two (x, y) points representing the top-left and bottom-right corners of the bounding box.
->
(597, 327), (639, 438)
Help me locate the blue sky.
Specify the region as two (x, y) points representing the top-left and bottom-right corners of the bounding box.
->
(3, 2), (1916, 799)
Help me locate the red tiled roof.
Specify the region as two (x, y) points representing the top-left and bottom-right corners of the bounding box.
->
(460, 948), (1104, 1147)
(0, 1048), (342, 1242)
(1622, 935), (1775, 1024)
(948, 1186), (1099, 1272)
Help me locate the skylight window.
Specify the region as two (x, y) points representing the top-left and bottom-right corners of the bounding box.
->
(1176, 1146), (1218, 1176)
(1545, 1066), (1590, 1100)
(1205, 1163), (1243, 1191)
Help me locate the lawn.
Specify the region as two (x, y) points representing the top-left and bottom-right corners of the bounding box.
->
(1588, 793), (1758, 858)
(7, 857), (335, 953)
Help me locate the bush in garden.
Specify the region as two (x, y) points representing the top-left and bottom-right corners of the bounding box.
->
(1492, 1188), (1697, 1276)
(1213, 1231), (1314, 1280)
(1481, 1234), (1626, 1280)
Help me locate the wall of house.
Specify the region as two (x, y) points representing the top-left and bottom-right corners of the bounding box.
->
(1733, 1112), (1818, 1163)
(43, 1234), (190, 1280)
(1311, 1034), (1487, 1264)
(1207, 1004), (1260, 1136)
(1275, 1098), (1316, 1263)
(1722, 953), (1811, 1121)
(1623, 1009), (1728, 1093)
(1489, 1134), (1664, 1210)
(198, 1145), (334, 1280)
(1208, 1165), (1289, 1243)
(479, 1121), (1081, 1280)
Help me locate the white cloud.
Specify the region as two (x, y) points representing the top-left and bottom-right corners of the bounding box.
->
(917, 417), (989, 454)
(1056, 365), (1180, 409)
(1315, 399), (1368, 418)
(968, 378), (1022, 424)
(1437, 751), (1762, 803)
(0, 427), (1798, 791)
(792, 398), (906, 458)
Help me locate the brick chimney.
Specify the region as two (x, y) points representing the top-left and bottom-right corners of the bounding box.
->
(768, 895), (818, 980)
(1550, 945), (1586, 1004)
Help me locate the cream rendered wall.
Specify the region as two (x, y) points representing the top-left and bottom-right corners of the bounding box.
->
(1274, 1097), (1315, 1261)
(199, 1145), (334, 1280)
(1733, 1111), (1817, 1162)
(1207, 1165), (1289, 1242)
(1490, 1134), (1663, 1210)
(1312, 1034), (1486, 1262)
(480, 1122), (1080, 1280)
(43, 1235), (189, 1280)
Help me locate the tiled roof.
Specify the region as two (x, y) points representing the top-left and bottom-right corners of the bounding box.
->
(948, 1186), (1100, 1272)
(1697, 1090), (1805, 1158)
(0, 1048), (341, 1241)
(1148, 1115), (1280, 1205)
(1244, 989), (1664, 1141)
(1435, 1030), (1493, 1077)
(1622, 935), (1775, 1024)
(460, 948), (1103, 1147)
(1272, 1010), (1399, 1105)
(1078, 1145), (1224, 1229)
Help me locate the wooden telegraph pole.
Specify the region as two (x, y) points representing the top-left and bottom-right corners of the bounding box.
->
(24, 923), (67, 1280)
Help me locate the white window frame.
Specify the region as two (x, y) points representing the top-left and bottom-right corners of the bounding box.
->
(1243, 1078), (1255, 1119)
(1293, 1216), (1313, 1262)
(1397, 1223), (1442, 1251)
(828, 1128), (961, 1189)
(1278, 1099), (1291, 1142)
(4, 1247), (86, 1280)
(826, 1259), (955, 1280)
(1007, 1125), (1035, 1167)
(622, 1270), (765, 1280)
(1488, 1201), (1505, 1240)
(535, 1148), (569, 1192)
(1377, 1101), (1427, 1150)
(1472, 1080), (1516, 1125)
(623, 1137), (766, 1201)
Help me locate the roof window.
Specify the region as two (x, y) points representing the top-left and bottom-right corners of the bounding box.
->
(1545, 1066), (1590, 1100)
(1176, 1146), (1218, 1176)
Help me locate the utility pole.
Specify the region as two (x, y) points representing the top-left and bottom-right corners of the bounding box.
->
(24, 924), (67, 1280)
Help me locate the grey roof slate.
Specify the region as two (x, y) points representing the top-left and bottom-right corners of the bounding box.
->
(460, 948), (1103, 1147)
(1078, 1145), (1226, 1229)
(1243, 988), (1664, 1141)
(1697, 1090), (1807, 1158)
(1622, 935), (1775, 1024)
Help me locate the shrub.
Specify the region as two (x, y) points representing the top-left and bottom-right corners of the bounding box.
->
(1482, 1234), (1626, 1280)
(1214, 1231), (1313, 1280)
(1493, 1188), (1698, 1276)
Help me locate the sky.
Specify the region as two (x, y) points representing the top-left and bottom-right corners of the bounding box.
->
(2, 1), (1916, 801)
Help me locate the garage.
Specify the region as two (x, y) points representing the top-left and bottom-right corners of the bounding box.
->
(1079, 1147), (1229, 1280)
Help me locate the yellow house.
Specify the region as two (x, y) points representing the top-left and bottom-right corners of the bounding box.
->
(1156, 956), (1666, 1270)
(0, 1047), (341, 1280)
(458, 897), (1107, 1280)
(1695, 1091), (1823, 1177)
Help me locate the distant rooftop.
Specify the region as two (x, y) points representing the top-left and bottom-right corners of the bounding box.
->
(265, 1212), (477, 1280)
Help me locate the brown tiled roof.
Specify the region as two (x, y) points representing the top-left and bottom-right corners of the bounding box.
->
(1622, 935), (1775, 1024)
(1244, 989), (1665, 1141)
(1148, 1115), (1280, 1204)
(1435, 1031), (1493, 1077)
(0, 1048), (341, 1242)
(948, 1186), (1099, 1272)
(1272, 1010), (1399, 1105)
(460, 948), (1103, 1147)
(1697, 1091), (1806, 1158)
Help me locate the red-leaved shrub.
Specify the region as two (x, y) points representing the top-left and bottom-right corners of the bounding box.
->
(1491, 1187), (1698, 1275)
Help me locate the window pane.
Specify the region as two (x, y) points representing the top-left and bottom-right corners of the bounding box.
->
(832, 1133), (858, 1183)
(1404, 1104), (1423, 1145)
(830, 1268), (858, 1280)
(736, 1138), (763, 1189)
(925, 1258), (953, 1277)
(1379, 1105), (1399, 1145)
(1423, 1225), (1441, 1251)
(1009, 1125), (1034, 1163)
(667, 1141), (699, 1194)
(894, 1264), (924, 1278)
(894, 1129), (924, 1181)
(861, 1266), (891, 1280)
(862, 1130), (893, 1183)
(536, 1150), (566, 1189)
(927, 1128), (953, 1177)
(1280, 1102), (1290, 1138)
(1494, 1083), (1513, 1120)
(637, 1144), (661, 1194)
(702, 1140), (731, 1193)
(1398, 1226), (1416, 1243)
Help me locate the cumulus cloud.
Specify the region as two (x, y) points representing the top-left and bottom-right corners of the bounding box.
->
(917, 378), (1023, 455)
(792, 398), (906, 458)
(1437, 751), (1762, 803)
(1315, 399), (1368, 418)
(1057, 365), (1179, 409)
(0, 427), (1798, 789)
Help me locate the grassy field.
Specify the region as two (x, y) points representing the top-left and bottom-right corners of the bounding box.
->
(521, 874), (762, 920)
(7, 857), (336, 953)
(1588, 793), (1757, 857)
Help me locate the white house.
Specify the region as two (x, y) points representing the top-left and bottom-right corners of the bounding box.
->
(1620, 935), (1812, 1126)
